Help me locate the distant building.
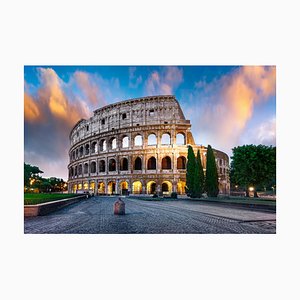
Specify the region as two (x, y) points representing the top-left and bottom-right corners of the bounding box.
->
(68, 95), (230, 195)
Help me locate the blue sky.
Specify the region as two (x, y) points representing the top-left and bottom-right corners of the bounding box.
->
(24, 65), (276, 180)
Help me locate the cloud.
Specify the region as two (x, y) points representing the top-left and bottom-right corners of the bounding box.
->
(240, 117), (276, 146)
(183, 66), (276, 154)
(24, 67), (110, 179)
(129, 67), (142, 88)
(74, 71), (106, 106)
(145, 66), (183, 95)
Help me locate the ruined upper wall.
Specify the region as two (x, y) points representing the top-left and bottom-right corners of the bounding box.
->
(70, 95), (190, 146)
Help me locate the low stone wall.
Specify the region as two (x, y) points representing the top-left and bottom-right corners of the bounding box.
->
(24, 195), (87, 217)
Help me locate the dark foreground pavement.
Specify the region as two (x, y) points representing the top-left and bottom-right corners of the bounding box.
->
(24, 196), (276, 234)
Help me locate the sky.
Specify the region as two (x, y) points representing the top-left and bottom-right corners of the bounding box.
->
(24, 66), (276, 180)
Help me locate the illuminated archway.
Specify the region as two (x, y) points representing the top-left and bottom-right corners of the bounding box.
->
(162, 181), (172, 194)
(147, 181), (157, 194)
(108, 181), (116, 194)
(120, 181), (129, 195)
(98, 182), (105, 194)
(177, 181), (186, 195)
(132, 181), (142, 194)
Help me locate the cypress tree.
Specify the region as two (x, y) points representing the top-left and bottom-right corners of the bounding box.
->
(205, 145), (219, 197)
(186, 145), (196, 197)
(193, 150), (205, 198)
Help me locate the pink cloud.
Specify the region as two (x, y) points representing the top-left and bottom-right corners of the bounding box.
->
(145, 66), (183, 95)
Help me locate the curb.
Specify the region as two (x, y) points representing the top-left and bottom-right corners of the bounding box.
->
(24, 195), (87, 217)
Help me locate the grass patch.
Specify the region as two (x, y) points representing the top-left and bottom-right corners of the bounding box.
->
(24, 193), (78, 205)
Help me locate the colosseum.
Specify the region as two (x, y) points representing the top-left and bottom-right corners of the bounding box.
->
(68, 95), (230, 196)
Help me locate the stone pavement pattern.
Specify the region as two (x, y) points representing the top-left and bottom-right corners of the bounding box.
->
(24, 196), (276, 234)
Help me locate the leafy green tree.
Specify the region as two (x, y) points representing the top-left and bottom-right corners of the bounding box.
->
(205, 145), (219, 197)
(186, 145), (196, 197)
(24, 163), (43, 187)
(193, 150), (205, 198)
(230, 144), (276, 197)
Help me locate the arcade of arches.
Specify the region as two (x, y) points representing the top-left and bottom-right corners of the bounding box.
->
(73, 179), (185, 195)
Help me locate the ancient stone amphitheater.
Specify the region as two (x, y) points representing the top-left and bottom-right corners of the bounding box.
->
(68, 95), (229, 195)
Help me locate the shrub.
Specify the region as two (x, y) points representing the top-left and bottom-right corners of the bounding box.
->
(171, 192), (178, 199)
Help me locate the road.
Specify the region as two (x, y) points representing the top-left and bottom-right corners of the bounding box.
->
(24, 196), (276, 234)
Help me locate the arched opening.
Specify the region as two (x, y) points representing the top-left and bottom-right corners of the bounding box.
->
(75, 149), (78, 159)
(99, 160), (105, 173)
(109, 159), (116, 172)
(120, 157), (128, 171)
(177, 181), (186, 195)
(161, 133), (171, 145)
(162, 156), (171, 169)
(85, 144), (90, 155)
(84, 163), (88, 174)
(134, 157), (142, 170)
(70, 167), (74, 177)
(147, 157), (156, 170)
(177, 156), (186, 169)
(79, 146), (83, 157)
(162, 181), (172, 194)
(100, 139), (107, 151)
(109, 137), (117, 150)
(132, 181), (142, 194)
(90, 161), (96, 173)
(72, 184), (77, 193)
(147, 181), (157, 194)
(108, 181), (116, 194)
(147, 133), (157, 145)
(98, 182), (105, 194)
(176, 133), (185, 145)
(74, 166), (78, 176)
(120, 181), (128, 195)
(122, 136), (129, 148)
(134, 134), (143, 146)
(91, 141), (97, 153)
(89, 181), (95, 192)
(83, 181), (89, 190)
(78, 164), (82, 175)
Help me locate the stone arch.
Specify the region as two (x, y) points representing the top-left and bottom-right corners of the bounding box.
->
(122, 136), (129, 148)
(176, 132), (185, 145)
(177, 156), (186, 169)
(161, 132), (171, 145)
(162, 156), (171, 169)
(78, 164), (82, 175)
(91, 141), (98, 153)
(109, 137), (117, 150)
(134, 157), (142, 170)
(162, 181), (172, 194)
(85, 144), (90, 155)
(147, 181), (157, 194)
(99, 139), (107, 151)
(134, 134), (143, 146)
(84, 162), (88, 174)
(120, 181), (129, 195)
(147, 133), (157, 145)
(177, 181), (186, 195)
(99, 160), (105, 173)
(108, 158), (116, 172)
(107, 181), (116, 194)
(72, 184), (77, 193)
(98, 182), (105, 194)
(90, 161), (96, 173)
(120, 157), (129, 171)
(79, 146), (83, 157)
(147, 156), (156, 170)
(132, 181), (142, 194)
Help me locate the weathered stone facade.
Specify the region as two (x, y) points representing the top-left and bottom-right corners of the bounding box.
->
(68, 95), (230, 195)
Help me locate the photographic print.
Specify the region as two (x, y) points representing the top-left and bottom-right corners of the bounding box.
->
(24, 66), (276, 234)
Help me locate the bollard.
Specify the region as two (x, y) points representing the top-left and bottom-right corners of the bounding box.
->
(114, 197), (125, 215)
